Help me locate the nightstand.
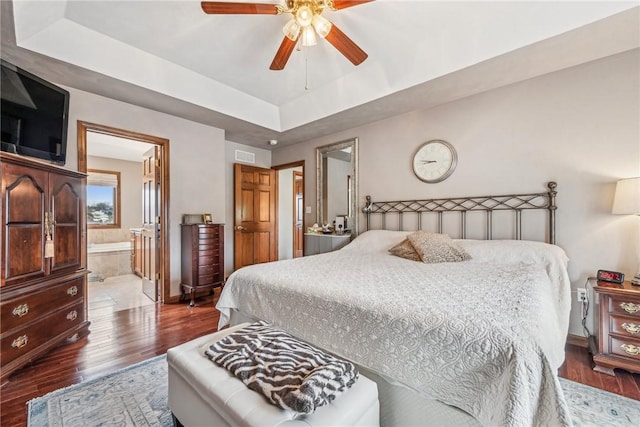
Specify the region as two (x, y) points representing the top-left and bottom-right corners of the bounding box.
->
(593, 281), (640, 375)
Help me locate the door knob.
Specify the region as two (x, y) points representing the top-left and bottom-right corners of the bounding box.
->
(235, 225), (246, 231)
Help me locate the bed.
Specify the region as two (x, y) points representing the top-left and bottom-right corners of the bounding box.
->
(217, 182), (572, 427)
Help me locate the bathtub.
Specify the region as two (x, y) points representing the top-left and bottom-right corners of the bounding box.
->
(88, 241), (132, 280)
(88, 241), (132, 254)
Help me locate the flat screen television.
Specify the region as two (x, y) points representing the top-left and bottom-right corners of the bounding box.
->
(1, 59), (70, 165)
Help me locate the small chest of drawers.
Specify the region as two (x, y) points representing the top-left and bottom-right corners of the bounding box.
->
(180, 224), (224, 307)
(593, 281), (640, 375)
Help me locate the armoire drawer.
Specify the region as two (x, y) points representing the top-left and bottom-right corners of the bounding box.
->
(1, 301), (84, 367)
(1, 277), (84, 331)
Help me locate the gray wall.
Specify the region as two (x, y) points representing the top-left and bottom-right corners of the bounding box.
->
(64, 87), (229, 297)
(272, 49), (640, 336)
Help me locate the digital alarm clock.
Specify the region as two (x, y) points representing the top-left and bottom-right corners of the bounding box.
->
(596, 269), (625, 284)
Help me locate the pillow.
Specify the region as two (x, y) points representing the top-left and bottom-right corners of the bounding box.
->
(388, 238), (422, 261)
(407, 231), (471, 263)
(454, 239), (568, 265)
(340, 230), (412, 254)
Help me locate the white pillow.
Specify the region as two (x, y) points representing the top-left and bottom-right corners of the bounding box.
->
(454, 239), (569, 267)
(340, 230), (411, 254)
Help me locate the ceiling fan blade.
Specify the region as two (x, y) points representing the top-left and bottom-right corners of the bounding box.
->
(331, 0), (374, 10)
(270, 36), (298, 70)
(201, 2), (279, 14)
(325, 24), (368, 66)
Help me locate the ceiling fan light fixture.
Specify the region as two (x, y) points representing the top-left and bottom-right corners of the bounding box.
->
(301, 25), (317, 46)
(295, 5), (314, 27)
(311, 14), (332, 38)
(283, 19), (301, 40)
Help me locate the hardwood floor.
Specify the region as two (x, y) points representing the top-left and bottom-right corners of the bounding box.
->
(1, 293), (220, 427)
(1, 294), (639, 426)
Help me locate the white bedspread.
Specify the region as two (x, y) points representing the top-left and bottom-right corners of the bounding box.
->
(217, 231), (572, 426)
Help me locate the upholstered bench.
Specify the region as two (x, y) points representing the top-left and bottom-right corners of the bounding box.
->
(167, 323), (380, 427)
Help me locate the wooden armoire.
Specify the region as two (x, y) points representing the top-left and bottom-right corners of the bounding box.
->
(1, 152), (90, 384)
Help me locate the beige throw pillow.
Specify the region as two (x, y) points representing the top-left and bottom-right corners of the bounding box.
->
(407, 231), (471, 264)
(388, 238), (422, 262)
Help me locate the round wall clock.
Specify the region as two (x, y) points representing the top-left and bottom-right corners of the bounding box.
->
(412, 140), (458, 183)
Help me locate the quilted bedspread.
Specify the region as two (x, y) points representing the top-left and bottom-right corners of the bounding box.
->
(217, 231), (572, 426)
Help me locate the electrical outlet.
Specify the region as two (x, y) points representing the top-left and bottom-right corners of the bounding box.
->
(577, 288), (587, 303)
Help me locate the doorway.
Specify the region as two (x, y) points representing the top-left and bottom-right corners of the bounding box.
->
(77, 121), (171, 311)
(232, 160), (305, 270)
(273, 161), (304, 260)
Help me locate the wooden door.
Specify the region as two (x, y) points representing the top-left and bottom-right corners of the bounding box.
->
(293, 171), (303, 258)
(49, 172), (83, 276)
(142, 146), (160, 301)
(234, 164), (277, 270)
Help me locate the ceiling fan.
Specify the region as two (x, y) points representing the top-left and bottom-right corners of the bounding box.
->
(201, 0), (372, 70)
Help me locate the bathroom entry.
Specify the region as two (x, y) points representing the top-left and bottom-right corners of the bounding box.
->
(78, 122), (170, 312)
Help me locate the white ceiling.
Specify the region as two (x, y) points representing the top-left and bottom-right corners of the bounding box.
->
(87, 132), (153, 162)
(1, 1), (639, 149)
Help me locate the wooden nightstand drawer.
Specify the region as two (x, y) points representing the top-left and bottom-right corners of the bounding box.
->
(611, 316), (640, 337)
(1, 301), (84, 367)
(610, 336), (640, 360)
(1, 277), (84, 331)
(609, 297), (640, 318)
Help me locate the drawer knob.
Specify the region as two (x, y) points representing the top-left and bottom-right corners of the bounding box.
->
(12, 303), (29, 317)
(12, 335), (28, 349)
(67, 285), (78, 296)
(621, 343), (640, 356)
(620, 302), (640, 314)
(66, 310), (78, 321)
(622, 323), (640, 334)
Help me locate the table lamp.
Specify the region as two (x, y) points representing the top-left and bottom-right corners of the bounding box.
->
(612, 177), (640, 285)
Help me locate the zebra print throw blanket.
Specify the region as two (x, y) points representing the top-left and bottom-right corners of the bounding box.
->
(205, 321), (359, 414)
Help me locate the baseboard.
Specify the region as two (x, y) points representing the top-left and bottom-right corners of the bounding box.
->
(165, 295), (182, 304)
(566, 334), (589, 348)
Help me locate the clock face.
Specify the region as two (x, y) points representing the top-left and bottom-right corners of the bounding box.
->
(412, 140), (457, 183)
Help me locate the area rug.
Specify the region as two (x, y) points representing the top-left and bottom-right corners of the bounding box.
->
(28, 355), (171, 427)
(28, 355), (640, 427)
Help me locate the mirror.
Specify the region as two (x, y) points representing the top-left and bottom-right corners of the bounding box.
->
(316, 138), (358, 235)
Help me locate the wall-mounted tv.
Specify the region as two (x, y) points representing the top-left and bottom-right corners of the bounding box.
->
(1, 59), (70, 165)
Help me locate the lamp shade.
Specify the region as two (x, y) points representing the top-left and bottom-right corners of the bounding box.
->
(612, 177), (640, 214)
(301, 26), (317, 46)
(312, 14), (332, 38)
(282, 19), (301, 40)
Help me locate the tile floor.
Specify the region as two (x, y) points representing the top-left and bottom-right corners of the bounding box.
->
(88, 274), (155, 319)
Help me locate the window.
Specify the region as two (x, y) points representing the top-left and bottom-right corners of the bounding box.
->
(87, 169), (120, 228)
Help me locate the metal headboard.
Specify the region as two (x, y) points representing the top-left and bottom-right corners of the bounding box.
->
(362, 182), (557, 244)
